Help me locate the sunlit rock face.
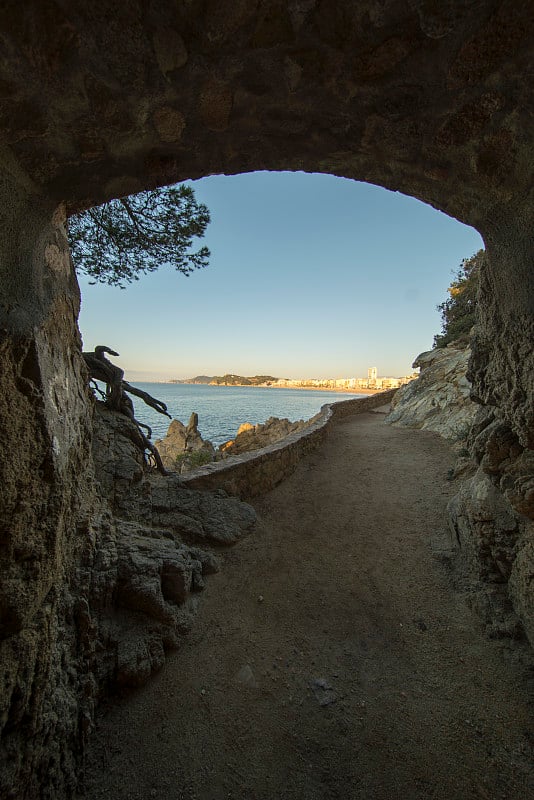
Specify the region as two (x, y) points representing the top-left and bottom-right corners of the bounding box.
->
(220, 416), (315, 456)
(155, 413), (216, 473)
(0, 2), (533, 798)
(386, 346), (478, 441)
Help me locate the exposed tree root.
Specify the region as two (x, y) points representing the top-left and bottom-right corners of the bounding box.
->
(83, 345), (171, 475)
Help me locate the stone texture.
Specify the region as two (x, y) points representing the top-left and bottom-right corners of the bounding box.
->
(385, 345), (478, 444)
(92, 402), (257, 543)
(0, 190), (95, 800)
(387, 346), (533, 646)
(89, 516), (215, 689)
(155, 413), (216, 473)
(220, 415), (315, 456)
(451, 406), (534, 644)
(448, 466), (532, 641)
(0, 4), (532, 799)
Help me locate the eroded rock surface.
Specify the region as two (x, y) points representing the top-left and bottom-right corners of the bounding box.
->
(387, 347), (533, 646)
(448, 406), (534, 644)
(71, 402), (257, 702)
(155, 413), (216, 473)
(0, 389), (256, 799)
(90, 402), (256, 681)
(93, 402), (256, 543)
(386, 346), (478, 443)
(220, 415), (315, 456)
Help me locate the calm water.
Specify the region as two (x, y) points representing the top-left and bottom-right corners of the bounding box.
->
(130, 383), (364, 445)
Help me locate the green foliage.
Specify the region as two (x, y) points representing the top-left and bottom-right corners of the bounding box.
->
(175, 450), (213, 470)
(434, 249), (485, 349)
(250, 375), (277, 385)
(214, 374), (252, 385)
(68, 184), (210, 288)
(212, 374), (278, 386)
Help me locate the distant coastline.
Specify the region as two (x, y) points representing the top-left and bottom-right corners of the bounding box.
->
(169, 382), (381, 396)
(166, 371), (416, 392)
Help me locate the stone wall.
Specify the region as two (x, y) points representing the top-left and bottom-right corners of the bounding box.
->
(183, 391), (397, 500)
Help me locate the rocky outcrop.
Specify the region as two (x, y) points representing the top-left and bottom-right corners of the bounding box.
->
(155, 413), (216, 473)
(387, 347), (533, 646)
(0, 395), (255, 799)
(156, 414), (317, 471)
(83, 514), (219, 691)
(448, 406), (534, 644)
(92, 402), (256, 543)
(220, 415), (316, 457)
(385, 345), (477, 444)
(86, 402), (256, 692)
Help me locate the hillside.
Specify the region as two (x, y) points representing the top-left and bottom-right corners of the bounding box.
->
(175, 374), (278, 386)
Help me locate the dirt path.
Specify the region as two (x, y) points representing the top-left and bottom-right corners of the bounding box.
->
(82, 412), (533, 800)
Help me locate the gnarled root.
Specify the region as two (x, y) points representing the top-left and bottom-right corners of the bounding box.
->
(83, 345), (171, 475)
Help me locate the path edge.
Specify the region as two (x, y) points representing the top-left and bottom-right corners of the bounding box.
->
(181, 389), (398, 500)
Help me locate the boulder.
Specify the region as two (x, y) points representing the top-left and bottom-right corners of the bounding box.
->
(155, 412), (216, 472)
(93, 518), (218, 690)
(220, 416), (313, 456)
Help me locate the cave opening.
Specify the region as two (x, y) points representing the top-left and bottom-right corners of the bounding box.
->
(0, 3), (532, 797)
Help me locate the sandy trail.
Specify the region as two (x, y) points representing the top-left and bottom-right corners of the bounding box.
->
(82, 412), (533, 800)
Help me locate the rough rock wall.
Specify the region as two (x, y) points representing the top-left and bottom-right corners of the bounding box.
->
(387, 343), (533, 646)
(448, 407), (534, 644)
(461, 235), (533, 644)
(0, 182), (96, 798)
(1, 362), (256, 800)
(84, 403), (256, 690)
(469, 224), (534, 450)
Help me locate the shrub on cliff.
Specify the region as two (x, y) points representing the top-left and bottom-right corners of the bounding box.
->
(434, 249), (485, 348)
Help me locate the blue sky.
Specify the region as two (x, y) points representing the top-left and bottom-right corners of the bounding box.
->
(77, 171), (483, 381)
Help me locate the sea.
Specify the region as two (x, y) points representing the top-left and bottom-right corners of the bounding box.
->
(129, 383), (365, 446)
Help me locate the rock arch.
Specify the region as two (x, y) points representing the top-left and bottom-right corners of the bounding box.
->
(0, 3), (532, 797)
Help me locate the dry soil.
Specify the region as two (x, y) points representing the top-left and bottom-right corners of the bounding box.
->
(81, 412), (534, 800)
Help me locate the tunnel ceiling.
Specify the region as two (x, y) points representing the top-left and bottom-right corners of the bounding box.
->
(0, 1), (533, 231)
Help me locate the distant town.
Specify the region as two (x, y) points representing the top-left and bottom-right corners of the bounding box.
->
(170, 367), (418, 391)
